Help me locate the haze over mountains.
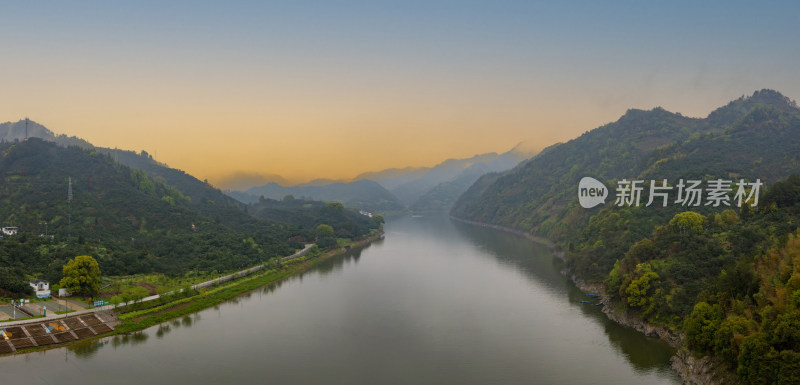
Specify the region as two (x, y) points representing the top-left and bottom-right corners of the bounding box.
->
(230, 146), (532, 214)
(2, 119), (533, 215)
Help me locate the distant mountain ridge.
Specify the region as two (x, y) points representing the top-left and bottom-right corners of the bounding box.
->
(407, 151), (527, 212)
(5, 117), (528, 218)
(233, 179), (406, 214)
(0, 119), (93, 148)
(452, 89), (800, 242)
(384, 151), (526, 206)
(230, 145), (531, 214)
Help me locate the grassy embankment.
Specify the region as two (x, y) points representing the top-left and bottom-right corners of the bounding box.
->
(113, 233), (381, 334)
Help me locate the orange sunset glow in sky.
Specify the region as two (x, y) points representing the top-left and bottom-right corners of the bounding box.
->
(3, 1), (799, 188)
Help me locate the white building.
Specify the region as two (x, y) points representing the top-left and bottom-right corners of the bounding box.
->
(29, 280), (51, 299)
(2, 226), (19, 236)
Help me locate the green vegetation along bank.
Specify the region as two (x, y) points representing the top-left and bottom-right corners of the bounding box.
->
(3, 232), (383, 356)
(452, 90), (800, 384)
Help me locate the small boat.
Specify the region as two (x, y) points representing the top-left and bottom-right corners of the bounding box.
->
(579, 300), (593, 304)
(595, 302), (603, 306)
(586, 293), (599, 297)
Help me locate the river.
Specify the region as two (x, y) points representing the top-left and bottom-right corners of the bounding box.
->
(0, 215), (680, 384)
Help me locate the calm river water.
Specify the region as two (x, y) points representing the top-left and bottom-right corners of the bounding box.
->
(1, 215), (679, 384)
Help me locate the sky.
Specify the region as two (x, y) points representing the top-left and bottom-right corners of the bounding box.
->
(2, 1), (799, 188)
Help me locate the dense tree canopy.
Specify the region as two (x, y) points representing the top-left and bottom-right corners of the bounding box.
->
(60, 255), (101, 299)
(0, 139), (379, 297)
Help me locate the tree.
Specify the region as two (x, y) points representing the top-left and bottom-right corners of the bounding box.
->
(737, 332), (777, 384)
(0, 267), (33, 296)
(60, 255), (101, 299)
(685, 302), (724, 352)
(316, 224), (334, 238)
(372, 214), (385, 226)
(624, 263), (659, 308)
(326, 202), (344, 212)
(669, 211), (705, 235)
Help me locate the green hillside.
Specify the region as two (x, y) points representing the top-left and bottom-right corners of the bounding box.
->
(98, 147), (266, 232)
(452, 90), (800, 242)
(451, 89), (800, 383)
(249, 196), (383, 248)
(0, 139), (297, 296)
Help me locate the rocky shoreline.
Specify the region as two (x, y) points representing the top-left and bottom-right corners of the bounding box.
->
(451, 216), (737, 385)
(568, 270), (740, 385)
(569, 274), (684, 348)
(568, 262), (740, 385)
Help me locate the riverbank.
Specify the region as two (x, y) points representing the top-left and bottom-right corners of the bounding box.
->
(449, 217), (564, 259)
(1, 232), (383, 356)
(450, 215), (736, 385)
(115, 232), (382, 334)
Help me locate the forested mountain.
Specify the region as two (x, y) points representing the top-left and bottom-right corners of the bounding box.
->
(1, 120), (257, 230)
(0, 139), (374, 298)
(451, 89), (800, 384)
(234, 179), (406, 214)
(0, 119), (93, 148)
(452, 89), (800, 241)
(97, 147), (262, 232)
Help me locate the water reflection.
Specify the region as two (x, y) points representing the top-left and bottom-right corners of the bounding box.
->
(110, 331), (149, 349)
(451, 218), (568, 292)
(311, 240), (376, 276)
(156, 324), (171, 339)
(93, 314), (204, 354)
(68, 331), (152, 359)
(69, 339), (106, 358)
(450, 216), (676, 373)
(0, 216), (677, 385)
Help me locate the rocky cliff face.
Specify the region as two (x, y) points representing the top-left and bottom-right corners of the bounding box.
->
(599, 300), (683, 348)
(568, 274), (740, 385)
(459, 217), (742, 385)
(670, 349), (740, 385)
